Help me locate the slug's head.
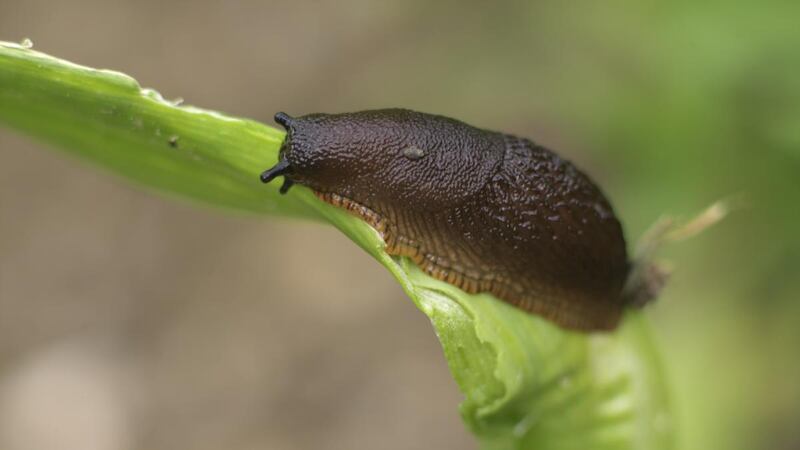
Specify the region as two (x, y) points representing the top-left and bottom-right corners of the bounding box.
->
(259, 112), (300, 194)
(260, 109), (503, 208)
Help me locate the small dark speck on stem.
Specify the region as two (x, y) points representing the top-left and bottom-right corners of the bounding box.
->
(168, 135), (179, 148)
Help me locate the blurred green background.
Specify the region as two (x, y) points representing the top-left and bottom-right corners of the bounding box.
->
(1, 1), (798, 449)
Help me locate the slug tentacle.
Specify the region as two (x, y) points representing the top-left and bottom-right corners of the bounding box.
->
(279, 178), (295, 194)
(261, 109), (637, 332)
(274, 111), (294, 128)
(260, 159), (292, 184)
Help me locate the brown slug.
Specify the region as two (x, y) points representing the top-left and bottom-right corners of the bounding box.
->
(260, 109), (647, 332)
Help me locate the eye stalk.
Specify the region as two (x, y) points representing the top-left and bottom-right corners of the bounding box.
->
(260, 159), (294, 194)
(274, 112), (294, 129)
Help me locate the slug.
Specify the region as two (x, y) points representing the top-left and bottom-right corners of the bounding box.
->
(260, 109), (652, 332)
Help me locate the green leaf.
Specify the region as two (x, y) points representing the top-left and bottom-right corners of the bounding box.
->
(0, 41), (672, 450)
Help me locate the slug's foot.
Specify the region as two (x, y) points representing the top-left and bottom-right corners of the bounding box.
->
(312, 189), (619, 331)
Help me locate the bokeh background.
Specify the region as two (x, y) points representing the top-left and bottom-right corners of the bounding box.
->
(1, 1), (798, 449)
